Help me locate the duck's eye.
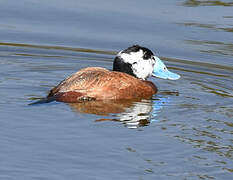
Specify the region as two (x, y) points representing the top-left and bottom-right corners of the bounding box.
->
(143, 53), (150, 59)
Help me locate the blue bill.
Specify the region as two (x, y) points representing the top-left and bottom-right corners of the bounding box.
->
(152, 56), (180, 80)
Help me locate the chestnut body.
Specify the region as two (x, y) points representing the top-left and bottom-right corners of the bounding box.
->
(48, 67), (157, 103)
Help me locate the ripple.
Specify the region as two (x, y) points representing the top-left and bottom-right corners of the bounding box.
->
(182, 0), (233, 7)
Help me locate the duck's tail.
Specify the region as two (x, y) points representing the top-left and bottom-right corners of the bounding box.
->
(28, 96), (56, 105)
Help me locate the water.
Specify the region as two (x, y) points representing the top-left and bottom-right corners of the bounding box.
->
(0, 0), (233, 179)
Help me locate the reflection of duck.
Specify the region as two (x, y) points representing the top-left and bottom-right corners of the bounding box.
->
(69, 99), (136, 115)
(115, 100), (153, 128)
(69, 99), (153, 128)
(69, 96), (170, 129)
(47, 45), (180, 103)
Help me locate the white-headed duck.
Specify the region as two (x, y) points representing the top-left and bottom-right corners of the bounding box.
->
(47, 45), (180, 102)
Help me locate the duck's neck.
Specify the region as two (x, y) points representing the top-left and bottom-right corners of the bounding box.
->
(113, 56), (136, 78)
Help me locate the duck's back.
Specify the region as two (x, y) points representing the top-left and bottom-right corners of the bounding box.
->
(48, 67), (157, 102)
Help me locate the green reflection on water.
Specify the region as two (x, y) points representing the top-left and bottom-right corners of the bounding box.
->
(223, 167), (233, 172)
(183, 0), (233, 7)
(174, 135), (233, 158)
(185, 40), (233, 57)
(191, 82), (233, 98)
(0, 42), (116, 55)
(180, 22), (233, 33)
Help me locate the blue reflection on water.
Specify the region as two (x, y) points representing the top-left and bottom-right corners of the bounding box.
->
(151, 95), (170, 123)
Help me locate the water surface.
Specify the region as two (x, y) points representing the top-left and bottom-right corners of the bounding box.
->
(0, 0), (232, 179)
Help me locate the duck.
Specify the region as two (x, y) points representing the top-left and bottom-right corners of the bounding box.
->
(47, 45), (180, 103)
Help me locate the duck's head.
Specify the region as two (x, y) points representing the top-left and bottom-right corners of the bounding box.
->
(113, 45), (180, 80)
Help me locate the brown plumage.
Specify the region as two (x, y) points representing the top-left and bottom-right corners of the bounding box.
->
(47, 67), (157, 103)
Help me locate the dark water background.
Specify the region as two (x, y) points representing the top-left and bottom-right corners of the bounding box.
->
(0, 0), (233, 179)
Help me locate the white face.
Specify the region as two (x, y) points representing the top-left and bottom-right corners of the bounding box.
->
(117, 49), (155, 80)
